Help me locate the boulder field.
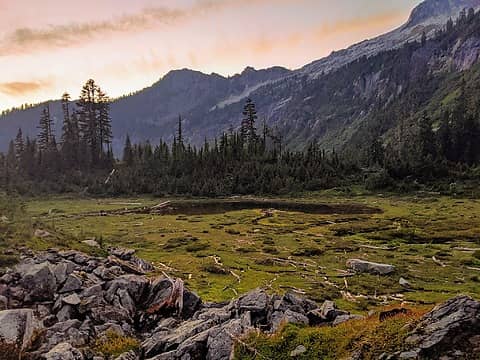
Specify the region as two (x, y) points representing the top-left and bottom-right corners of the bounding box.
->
(0, 248), (478, 359)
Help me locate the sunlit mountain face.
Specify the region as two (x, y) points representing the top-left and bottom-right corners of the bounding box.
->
(0, 0), (419, 110)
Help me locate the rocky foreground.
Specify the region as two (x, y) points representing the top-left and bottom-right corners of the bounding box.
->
(0, 249), (479, 360)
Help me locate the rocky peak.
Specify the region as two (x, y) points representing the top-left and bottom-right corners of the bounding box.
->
(406, 0), (480, 28)
(160, 69), (224, 86)
(241, 66), (256, 74)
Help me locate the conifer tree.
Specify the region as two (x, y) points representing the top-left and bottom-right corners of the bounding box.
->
(123, 135), (134, 166)
(38, 103), (54, 152)
(61, 93), (81, 167)
(77, 79), (100, 164)
(98, 89), (112, 156)
(241, 98), (258, 148)
(14, 128), (25, 160)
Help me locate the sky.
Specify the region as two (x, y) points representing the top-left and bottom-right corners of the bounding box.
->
(0, 0), (421, 111)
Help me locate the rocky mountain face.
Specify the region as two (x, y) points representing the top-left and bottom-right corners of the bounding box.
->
(0, 249), (479, 359)
(1, 0), (479, 155)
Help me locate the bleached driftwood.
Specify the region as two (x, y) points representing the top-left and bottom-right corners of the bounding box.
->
(432, 256), (447, 267)
(53, 201), (173, 219)
(230, 270), (241, 283)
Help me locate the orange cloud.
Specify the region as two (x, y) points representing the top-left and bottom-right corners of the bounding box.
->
(212, 10), (407, 62)
(312, 10), (407, 39)
(0, 0), (299, 56)
(0, 80), (52, 96)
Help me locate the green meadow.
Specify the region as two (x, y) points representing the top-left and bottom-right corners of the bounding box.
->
(1, 190), (475, 313)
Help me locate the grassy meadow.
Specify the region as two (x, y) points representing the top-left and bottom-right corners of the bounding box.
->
(0, 190), (475, 313)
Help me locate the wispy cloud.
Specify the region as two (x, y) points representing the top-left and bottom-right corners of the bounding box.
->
(0, 80), (52, 96)
(312, 10), (406, 39)
(213, 10), (407, 59)
(0, 0), (294, 56)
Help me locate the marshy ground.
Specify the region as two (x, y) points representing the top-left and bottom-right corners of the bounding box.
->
(17, 190), (480, 313)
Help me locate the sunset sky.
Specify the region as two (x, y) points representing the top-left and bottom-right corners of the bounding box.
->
(0, 0), (421, 111)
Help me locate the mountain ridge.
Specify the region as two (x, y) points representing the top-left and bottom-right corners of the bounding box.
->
(1, 0), (479, 155)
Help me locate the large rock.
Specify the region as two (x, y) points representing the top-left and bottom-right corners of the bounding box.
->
(43, 342), (84, 360)
(142, 318), (216, 358)
(346, 259), (395, 275)
(235, 289), (270, 326)
(271, 309), (309, 332)
(206, 313), (252, 360)
(59, 274), (83, 293)
(115, 350), (140, 360)
(105, 275), (149, 304)
(319, 300), (348, 322)
(0, 309), (40, 350)
(273, 291), (317, 314)
(402, 295), (480, 358)
(19, 262), (57, 301)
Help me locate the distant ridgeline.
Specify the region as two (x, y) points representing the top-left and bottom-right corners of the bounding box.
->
(1, 9), (480, 196)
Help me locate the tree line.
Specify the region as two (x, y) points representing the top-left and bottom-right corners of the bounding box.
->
(0, 91), (353, 195)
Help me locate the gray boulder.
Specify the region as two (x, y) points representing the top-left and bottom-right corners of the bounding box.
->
(346, 259), (395, 275)
(320, 300), (348, 321)
(43, 342), (84, 360)
(236, 289), (269, 313)
(404, 295), (480, 358)
(0, 308), (40, 350)
(105, 275), (149, 304)
(20, 262), (57, 301)
(142, 318), (216, 358)
(62, 293), (82, 306)
(59, 274), (83, 293)
(42, 319), (90, 351)
(273, 291), (317, 314)
(115, 350), (140, 360)
(271, 309), (309, 332)
(206, 313), (252, 360)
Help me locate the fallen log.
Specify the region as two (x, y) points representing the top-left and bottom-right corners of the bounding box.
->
(432, 256), (447, 267)
(454, 247), (480, 252)
(279, 285), (306, 295)
(50, 201), (173, 219)
(360, 245), (398, 251)
(230, 270), (241, 283)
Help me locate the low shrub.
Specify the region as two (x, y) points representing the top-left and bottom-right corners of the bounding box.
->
(262, 246), (279, 255)
(185, 242), (210, 252)
(95, 330), (139, 357)
(292, 247), (324, 257)
(163, 236), (198, 249)
(0, 254), (19, 268)
(234, 307), (426, 360)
